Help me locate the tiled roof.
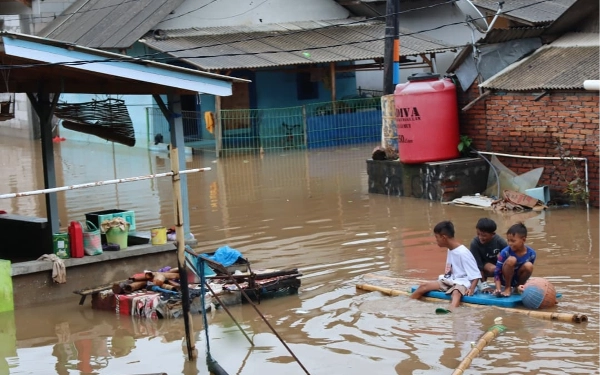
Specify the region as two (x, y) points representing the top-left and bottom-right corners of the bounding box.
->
(140, 19), (454, 71)
(480, 32), (599, 90)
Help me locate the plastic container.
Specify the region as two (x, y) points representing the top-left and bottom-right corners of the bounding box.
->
(85, 209), (136, 232)
(394, 73), (460, 164)
(151, 227), (167, 245)
(106, 227), (129, 250)
(525, 186), (550, 204)
(53, 233), (70, 259)
(68, 221), (84, 258)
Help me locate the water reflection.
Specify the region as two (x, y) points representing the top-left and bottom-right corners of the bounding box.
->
(1, 139), (598, 374)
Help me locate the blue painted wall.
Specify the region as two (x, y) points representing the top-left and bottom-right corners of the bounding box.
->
(254, 67), (356, 110)
(306, 109), (382, 149)
(254, 66), (357, 148)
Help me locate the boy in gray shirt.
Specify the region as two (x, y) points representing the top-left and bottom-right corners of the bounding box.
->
(470, 218), (508, 286)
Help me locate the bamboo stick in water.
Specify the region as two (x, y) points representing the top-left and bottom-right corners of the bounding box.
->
(355, 284), (588, 323)
(452, 324), (506, 375)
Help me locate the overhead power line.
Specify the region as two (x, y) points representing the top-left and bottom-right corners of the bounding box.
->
(0, 0), (554, 70)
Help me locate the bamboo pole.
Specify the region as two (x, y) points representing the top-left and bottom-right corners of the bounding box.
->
(452, 324), (507, 375)
(170, 145), (197, 360)
(0, 168), (209, 199)
(355, 284), (588, 323)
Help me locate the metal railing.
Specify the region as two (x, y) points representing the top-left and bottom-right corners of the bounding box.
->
(146, 96), (383, 154)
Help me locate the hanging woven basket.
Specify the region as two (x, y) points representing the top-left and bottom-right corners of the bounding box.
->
(54, 98), (136, 146)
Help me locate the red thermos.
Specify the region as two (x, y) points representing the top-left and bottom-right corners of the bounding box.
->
(69, 221), (84, 258)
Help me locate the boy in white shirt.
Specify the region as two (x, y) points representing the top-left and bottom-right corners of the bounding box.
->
(411, 221), (481, 310)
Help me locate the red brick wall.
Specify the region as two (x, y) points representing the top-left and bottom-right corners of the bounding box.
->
(458, 84), (599, 207)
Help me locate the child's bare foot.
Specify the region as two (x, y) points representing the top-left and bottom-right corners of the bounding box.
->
(515, 285), (525, 295)
(501, 288), (512, 297)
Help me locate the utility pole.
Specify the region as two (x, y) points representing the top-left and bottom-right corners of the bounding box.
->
(383, 0), (400, 95)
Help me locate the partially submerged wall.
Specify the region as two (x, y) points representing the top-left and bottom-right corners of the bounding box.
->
(458, 84), (599, 207)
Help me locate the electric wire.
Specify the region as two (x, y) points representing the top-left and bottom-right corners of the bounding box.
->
(0, 0), (556, 70)
(159, 0), (220, 22)
(29, 0), (153, 21)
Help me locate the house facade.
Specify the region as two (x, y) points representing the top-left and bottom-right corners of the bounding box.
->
(450, 0), (599, 206)
(140, 18), (452, 151)
(1, 0), (454, 152)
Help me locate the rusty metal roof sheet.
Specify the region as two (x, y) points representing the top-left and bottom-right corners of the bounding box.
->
(477, 27), (547, 43)
(37, 0), (185, 49)
(473, 0), (576, 25)
(140, 19), (454, 71)
(480, 32), (599, 90)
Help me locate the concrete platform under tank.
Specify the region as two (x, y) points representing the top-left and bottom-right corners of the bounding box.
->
(367, 157), (490, 201)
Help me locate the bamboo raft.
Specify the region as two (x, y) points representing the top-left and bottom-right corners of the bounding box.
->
(356, 284), (588, 324)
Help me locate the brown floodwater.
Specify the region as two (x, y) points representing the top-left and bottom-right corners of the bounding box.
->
(0, 139), (598, 375)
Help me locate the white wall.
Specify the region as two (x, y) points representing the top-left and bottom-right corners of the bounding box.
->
(156, 0), (350, 29)
(356, 0), (483, 90)
(0, 16), (35, 138)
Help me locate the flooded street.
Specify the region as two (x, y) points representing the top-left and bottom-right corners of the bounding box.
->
(1, 139), (598, 374)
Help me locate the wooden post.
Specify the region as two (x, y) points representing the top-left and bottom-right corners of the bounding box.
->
(383, 0), (400, 94)
(27, 91), (60, 235)
(330, 62), (337, 114)
(215, 95), (222, 158)
(302, 105), (308, 149)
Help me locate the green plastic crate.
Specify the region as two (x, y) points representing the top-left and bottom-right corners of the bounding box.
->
(86, 209), (136, 232)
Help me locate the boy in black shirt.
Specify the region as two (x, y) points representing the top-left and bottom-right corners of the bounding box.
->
(469, 218), (508, 287)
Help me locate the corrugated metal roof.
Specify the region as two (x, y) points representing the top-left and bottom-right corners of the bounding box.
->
(140, 20), (454, 71)
(544, 0), (599, 35)
(477, 27), (546, 43)
(473, 0), (576, 25)
(37, 0), (185, 49)
(480, 32), (599, 90)
(446, 27), (545, 73)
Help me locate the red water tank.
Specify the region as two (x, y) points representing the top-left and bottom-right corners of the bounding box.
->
(394, 73), (460, 164)
(69, 221), (84, 258)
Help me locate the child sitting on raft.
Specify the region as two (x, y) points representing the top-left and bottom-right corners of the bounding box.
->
(411, 221), (481, 310)
(494, 223), (537, 297)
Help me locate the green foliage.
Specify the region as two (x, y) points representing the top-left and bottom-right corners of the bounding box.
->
(457, 135), (473, 155)
(554, 137), (589, 204)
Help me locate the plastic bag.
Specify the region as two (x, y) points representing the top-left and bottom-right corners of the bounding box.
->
(83, 221), (103, 256)
(485, 155), (543, 197)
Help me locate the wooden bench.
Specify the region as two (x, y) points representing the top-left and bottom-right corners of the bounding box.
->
(73, 280), (126, 305)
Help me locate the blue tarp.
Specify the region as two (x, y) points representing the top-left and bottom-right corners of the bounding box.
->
(201, 245), (243, 267)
